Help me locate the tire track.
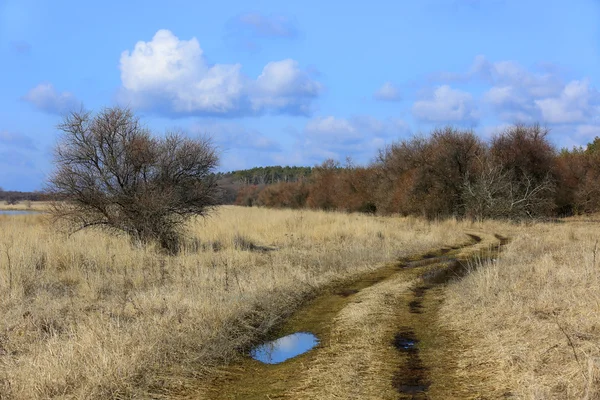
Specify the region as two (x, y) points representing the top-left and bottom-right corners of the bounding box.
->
(204, 232), (504, 399)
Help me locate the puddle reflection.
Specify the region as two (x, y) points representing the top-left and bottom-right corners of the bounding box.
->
(250, 332), (319, 364)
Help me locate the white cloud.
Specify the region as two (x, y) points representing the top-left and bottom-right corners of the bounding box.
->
(535, 79), (600, 124)
(299, 115), (410, 164)
(487, 62), (561, 98)
(374, 82), (401, 102)
(22, 83), (79, 115)
(250, 59), (322, 115)
(412, 85), (478, 124)
(484, 85), (513, 105)
(482, 77), (599, 125)
(546, 123), (600, 150)
(434, 55), (563, 98)
(305, 116), (358, 140)
(466, 56), (563, 97)
(119, 30), (321, 117)
(430, 56), (600, 127)
(189, 121), (283, 171)
(190, 121), (281, 152)
(483, 85), (540, 123)
(305, 116), (408, 142)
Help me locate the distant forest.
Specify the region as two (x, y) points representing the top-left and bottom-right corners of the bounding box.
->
(0, 189), (44, 204)
(228, 125), (600, 220)
(216, 166), (313, 204)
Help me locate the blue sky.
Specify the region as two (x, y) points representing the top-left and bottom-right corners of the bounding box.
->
(1, 0), (599, 191)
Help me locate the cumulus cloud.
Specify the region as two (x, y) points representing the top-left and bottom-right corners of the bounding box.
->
(412, 85), (479, 124)
(432, 55), (562, 96)
(374, 82), (401, 102)
(22, 83), (80, 115)
(305, 115), (409, 141)
(0, 131), (36, 150)
(480, 71), (599, 125)
(483, 85), (541, 123)
(472, 56), (563, 98)
(188, 121), (283, 171)
(535, 79), (600, 124)
(119, 30), (321, 117)
(250, 59), (322, 115)
(429, 55), (600, 130)
(299, 115), (410, 163)
(190, 121), (281, 152)
(234, 13), (297, 38)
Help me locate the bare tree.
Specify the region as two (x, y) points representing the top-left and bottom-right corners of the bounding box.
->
(48, 107), (219, 252)
(374, 127), (485, 217)
(462, 156), (555, 220)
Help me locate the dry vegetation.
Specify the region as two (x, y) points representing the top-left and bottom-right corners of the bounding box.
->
(0, 201), (49, 212)
(441, 220), (600, 399)
(0, 206), (467, 399)
(3, 205), (600, 399)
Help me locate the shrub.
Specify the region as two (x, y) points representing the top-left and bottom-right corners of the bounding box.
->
(48, 107), (219, 253)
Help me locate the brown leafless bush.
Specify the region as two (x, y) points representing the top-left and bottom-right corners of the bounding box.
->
(375, 127), (485, 217)
(47, 106), (219, 253)
(462, 156), (555, 220)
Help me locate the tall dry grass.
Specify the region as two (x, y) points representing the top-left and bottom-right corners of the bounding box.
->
(441, 220), (600, 399)
(0, 206), (467, 399)
(0, 201), (48, 212)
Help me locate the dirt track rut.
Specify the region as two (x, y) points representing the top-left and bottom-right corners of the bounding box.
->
(203, 231), (505, 399)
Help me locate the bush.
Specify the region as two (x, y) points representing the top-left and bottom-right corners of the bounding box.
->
(48, 107), (220, 253)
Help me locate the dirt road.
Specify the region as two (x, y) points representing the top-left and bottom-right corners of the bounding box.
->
(202, 231), (505, 399)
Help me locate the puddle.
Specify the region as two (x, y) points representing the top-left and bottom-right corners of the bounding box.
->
(392, 330), (430, 396)
(393, 333), (418, 352)
(250, 332), (319, 364)
(0, 210), (39, 215)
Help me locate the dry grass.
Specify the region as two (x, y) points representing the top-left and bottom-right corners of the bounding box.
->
(0, 206), (467, 399)
(441, 220), (600, 399)
(0, 201), (49, 212)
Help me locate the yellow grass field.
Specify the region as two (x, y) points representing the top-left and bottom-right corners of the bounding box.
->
(0, 201), (50, 212)
(440, 219), (600, 399)
(0, 206), (467, 399)
(1, 205), (598, 399)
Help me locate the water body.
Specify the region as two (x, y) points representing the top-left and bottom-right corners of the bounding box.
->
(250, 332), (319, 364)
(0, 210), (39, 215)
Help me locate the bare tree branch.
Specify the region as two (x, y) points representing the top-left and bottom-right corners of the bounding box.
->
(48, 106), (219, 253)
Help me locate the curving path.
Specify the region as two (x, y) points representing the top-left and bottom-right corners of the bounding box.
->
(203, 231), (506, 399)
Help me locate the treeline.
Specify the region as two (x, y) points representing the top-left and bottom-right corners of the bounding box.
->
(0, 189), (45, 204)
(215, 166), (312, 204)
(216, 166), (312, 185)
(233, 125), (600, 219)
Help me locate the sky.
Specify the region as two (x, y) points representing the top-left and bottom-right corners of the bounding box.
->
(1, 0), (599, 191)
